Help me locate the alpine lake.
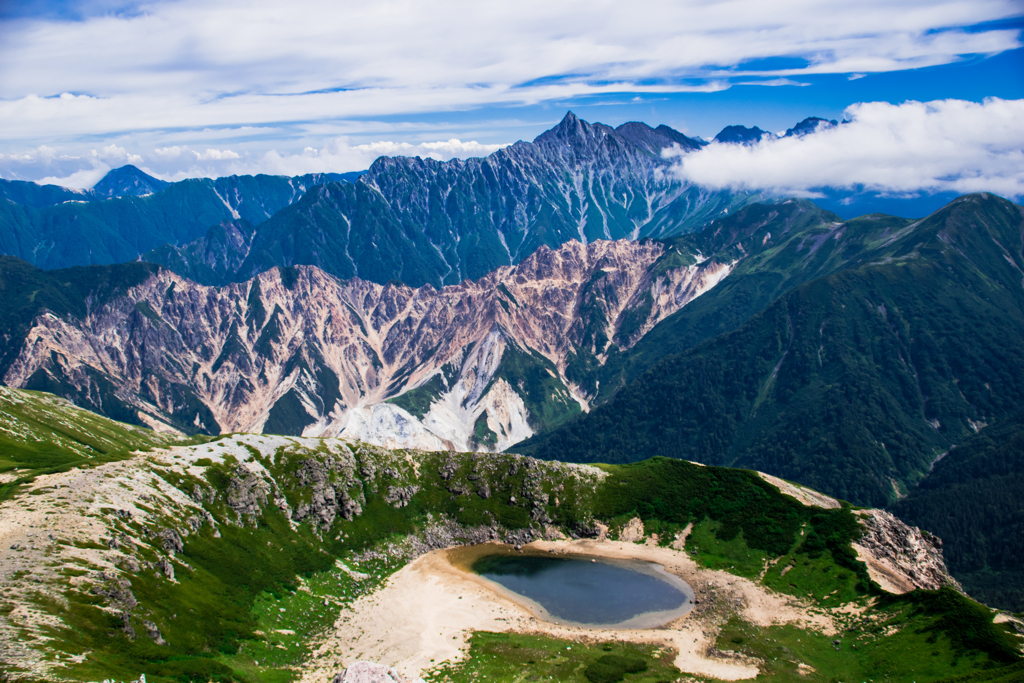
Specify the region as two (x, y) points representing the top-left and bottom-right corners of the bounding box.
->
(456, 546), (695, 628)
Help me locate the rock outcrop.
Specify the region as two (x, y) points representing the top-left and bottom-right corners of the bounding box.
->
(853, 509), (962, 593)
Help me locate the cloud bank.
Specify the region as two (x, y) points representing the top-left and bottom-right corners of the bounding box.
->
(0, 137), (510, 188)
(668, 98), (1024, 198)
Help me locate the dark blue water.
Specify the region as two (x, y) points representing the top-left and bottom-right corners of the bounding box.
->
(472, 554), (691, 626)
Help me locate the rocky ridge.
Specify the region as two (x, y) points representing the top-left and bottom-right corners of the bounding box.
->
(228, 112), (758, 288)
(4, 237), (733, 450)
(853, 509), (963, 594)
(0, 386), (973, 682)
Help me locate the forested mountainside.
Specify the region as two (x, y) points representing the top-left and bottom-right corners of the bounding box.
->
(4, 384), (1019, 683)
(4, 192), (1023, 499)
(0, 170), (357, 270)
(891, 408), (1024, 612)
(519, 193), (1024, 510)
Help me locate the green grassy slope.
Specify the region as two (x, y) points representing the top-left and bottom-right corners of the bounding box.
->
(0, 385), (181, 500)
(1, 387), (1020, 682)
(519, 194), (1024, 508)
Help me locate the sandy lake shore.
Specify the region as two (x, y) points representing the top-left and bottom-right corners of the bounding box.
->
(299, 536), (836, 682)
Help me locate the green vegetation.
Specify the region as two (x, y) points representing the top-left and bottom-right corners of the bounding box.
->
(387, 374), (447, 419)
(522, 194), (1024, 509)
(484, 341), (581, 433)
(891, 409), (1024, 612)
(0, 386), (181, 501)
(591, 457), (870, 602)
(709, 588), (1020, 683)
(424, 632), (679, 683)
(3, 384), (1022, 683)
(471, 413), (499, 448)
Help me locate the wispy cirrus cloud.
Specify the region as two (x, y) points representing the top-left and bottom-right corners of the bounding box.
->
(0, 1), (1020, 139)
(0, 0), (1020, 184)
(667, 98), (1024, 198)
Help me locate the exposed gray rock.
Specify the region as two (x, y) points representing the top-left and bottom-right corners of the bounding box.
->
(438, 459), (458, 481)
(92, 577), (138, 612)
(120, 612), (136, 641)
(191, 484), (217, 503)
(225, 467), (271, 524)
(157, 529), (184, 554)
(156, 559), (175, 581)
(117, 556), (142, 573)
(291, 456), (363, 527)
(854, 509), (962, 593)
(142, 620), (166, 646)
(385, 485), (419, 508)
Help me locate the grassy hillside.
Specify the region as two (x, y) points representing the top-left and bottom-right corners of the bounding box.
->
(520, 194), (1024, 508)
(1, 387), (1021, 683)
(891, 409), (1024, 612)
(0, 385), (182, 501)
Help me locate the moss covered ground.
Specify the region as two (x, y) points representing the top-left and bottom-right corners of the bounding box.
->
(424, 632), (682, 683)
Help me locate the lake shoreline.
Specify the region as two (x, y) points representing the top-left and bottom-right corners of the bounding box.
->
(458, 544), (696, 628)
(299, 535), (836, 682)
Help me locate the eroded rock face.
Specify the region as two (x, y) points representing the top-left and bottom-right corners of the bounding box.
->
(853, 509), (962, 594)
(225, 468), (272, 525)
(4, 238), (732, 452)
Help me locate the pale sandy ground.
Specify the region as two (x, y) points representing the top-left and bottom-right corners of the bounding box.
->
(757, 473), (841, 510)
(300, 538), (837, 683)
(0, 453), (206, 677)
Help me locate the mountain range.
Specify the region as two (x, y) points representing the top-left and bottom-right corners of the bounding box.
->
(0, 167), (361, 270)
(0, 114), (758, 287)
(1, 112), (1023, 615)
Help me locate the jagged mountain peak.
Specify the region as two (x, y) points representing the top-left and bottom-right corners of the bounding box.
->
(784, 116), (839, 138)
(713, 124), (773, 145)
(533, 110), (617, 146)
(615, 121), (705, 156)
(92, 164), (170, 199)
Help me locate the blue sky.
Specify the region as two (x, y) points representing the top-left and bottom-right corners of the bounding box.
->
(0, 0), (1021, 196)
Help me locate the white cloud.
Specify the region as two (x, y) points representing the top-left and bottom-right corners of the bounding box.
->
(0, 137), (511, 186)
(0, 0), (1018, 147)
(667, 98), (1024, 198)
(173, 138), (509, 179)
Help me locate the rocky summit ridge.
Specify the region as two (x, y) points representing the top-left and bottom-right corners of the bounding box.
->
(155, 112), (760, 288)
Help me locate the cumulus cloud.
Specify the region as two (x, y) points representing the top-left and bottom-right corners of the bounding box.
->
(667, 98), (1024, 198)
(172, 138), (509, 179)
